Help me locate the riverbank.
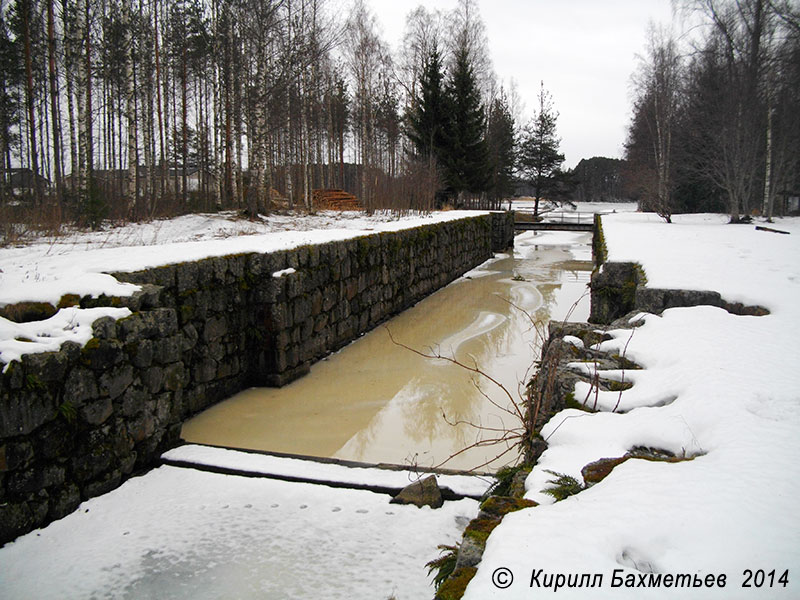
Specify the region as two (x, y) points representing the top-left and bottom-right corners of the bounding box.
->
(463, 213), (800, 599)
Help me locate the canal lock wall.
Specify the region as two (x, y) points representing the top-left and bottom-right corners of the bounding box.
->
(0, 212), (515, 545)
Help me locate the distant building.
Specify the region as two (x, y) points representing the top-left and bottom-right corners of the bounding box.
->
(65, 166), (217, 195)
(1, 168), (51, 196)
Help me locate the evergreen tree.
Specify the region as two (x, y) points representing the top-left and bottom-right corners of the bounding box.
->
(442, 43), (490, 201)
(518, 81), (565, 217)
(485, 92), (516, 207)
(0, 8), (22, 195)
(406, 43), (447, 167)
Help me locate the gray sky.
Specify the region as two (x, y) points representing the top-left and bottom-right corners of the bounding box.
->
(365, 0), (675, 168)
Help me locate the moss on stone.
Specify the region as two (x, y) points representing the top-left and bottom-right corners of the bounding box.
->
(57, 294), (81, 309)
(435, 567), (478, 600)
(0, 301), (58, 323)
(479, 495), (538, 518)
(604, 379), (633, 392)
(463, 517), (500, 545)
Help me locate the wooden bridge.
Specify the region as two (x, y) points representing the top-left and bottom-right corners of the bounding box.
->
(514, 211), (596, 232)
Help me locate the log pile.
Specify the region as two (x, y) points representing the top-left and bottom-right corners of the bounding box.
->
(312, 189), (361, 211)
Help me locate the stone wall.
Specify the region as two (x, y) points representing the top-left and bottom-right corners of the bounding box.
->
(0, 212), (514, 545)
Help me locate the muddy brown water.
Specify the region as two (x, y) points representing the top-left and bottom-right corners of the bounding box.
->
(182, 231), (592, 472)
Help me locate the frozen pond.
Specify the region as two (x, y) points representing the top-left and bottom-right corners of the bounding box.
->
(183, 230), (592, 471)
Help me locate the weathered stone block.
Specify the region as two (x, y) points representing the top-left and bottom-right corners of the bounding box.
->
(121, 386), (149, 417)
(71, 446), (113, 483)
(176, 261), (199, 293)
(1, 439), (34, 471)
(153, 335), (182, 364)
(98, 364), (134, 400)
(127, 338), (154, 368)
(0, 502), (34, 546)
(84, 469), (122, 499)
(128, 412), (155, 443)
(181, 324), (199, 353)
(47, 483), (81, 521)
(79, 397), (113, 425)
(194, 358), (217, 384)
(81, 338), (124, 371)
(63, 366), (99, 405)
(35, 419), (76, 461)
(0, 389), (56, 438)
(162, 362), (185, 391)
(141, 366), (164, 395)
(8, 464), (65, 494)
(202, 316), (228, 342)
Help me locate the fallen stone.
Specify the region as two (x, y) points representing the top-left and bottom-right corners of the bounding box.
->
(390, 474), (443, 509)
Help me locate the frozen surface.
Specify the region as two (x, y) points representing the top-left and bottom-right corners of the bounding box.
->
(163, 444), (494, 498)
(464, 215), (800, 599)
(0, 210), (485, 367)
(0, 465), (478, 600)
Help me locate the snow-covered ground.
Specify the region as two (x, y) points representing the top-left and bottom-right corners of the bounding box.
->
(0, 459), (479, 599)
(465, 213), (800, 599)
(0, 210), (484, 368)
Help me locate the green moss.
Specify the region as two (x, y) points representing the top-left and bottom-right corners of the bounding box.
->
(610, 354), (642, 370)
(565, 391), (594, 412)
(479, 496), (538, 518)
(463, 517), (500, 545)
(0, 301), (58, 323)
(57, 294), (81, 309)
(435, 567), (478, 600)
(604, 379), (633, 392)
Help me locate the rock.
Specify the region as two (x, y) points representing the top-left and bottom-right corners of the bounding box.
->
(390, 474), (443, 509)
(0, 501), (34, 546)
(0, 301), (57, 323)
(453, 535), (485, 569)
(581, 456), (630, 486)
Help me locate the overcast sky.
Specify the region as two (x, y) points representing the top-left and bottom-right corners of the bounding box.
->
(363, 0), (675, 168)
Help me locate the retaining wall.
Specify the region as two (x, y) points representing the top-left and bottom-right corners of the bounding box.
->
(0, 212), (514, 545)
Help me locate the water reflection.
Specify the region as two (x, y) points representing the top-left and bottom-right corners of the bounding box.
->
(182, 231), (592, 471)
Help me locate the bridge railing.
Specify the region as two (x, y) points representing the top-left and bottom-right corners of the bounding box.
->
(514, 210), (596, 225)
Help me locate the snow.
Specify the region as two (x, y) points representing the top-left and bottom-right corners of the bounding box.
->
(464, 214), (800, 599)
(0, 464), (478, 599)
(272, 267), (296, 278)
(162, 444), (494, 498)
(0, 210), (485, 368)
(0, 305), (131, 370)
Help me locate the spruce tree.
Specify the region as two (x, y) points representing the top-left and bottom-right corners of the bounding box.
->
(0, 10), (22, 190)
(442, 43), (490, 202)
(486, 93), (516, 207)
(406, 44), (448, 167)
(518, 82), (565, 217)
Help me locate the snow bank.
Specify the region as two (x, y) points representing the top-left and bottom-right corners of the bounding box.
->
(0, 210), (485, 308)
(0, 210), (486, 367)
(465, 215), (800, 599)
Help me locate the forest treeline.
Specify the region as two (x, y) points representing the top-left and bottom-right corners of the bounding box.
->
(625, 0), (800, 222)
(0, 0), (528, 227)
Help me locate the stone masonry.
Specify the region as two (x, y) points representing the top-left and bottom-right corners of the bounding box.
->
(0, 212), (514, 545)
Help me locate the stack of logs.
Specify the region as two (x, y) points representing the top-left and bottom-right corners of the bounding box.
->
(312, 189), (360, 211)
